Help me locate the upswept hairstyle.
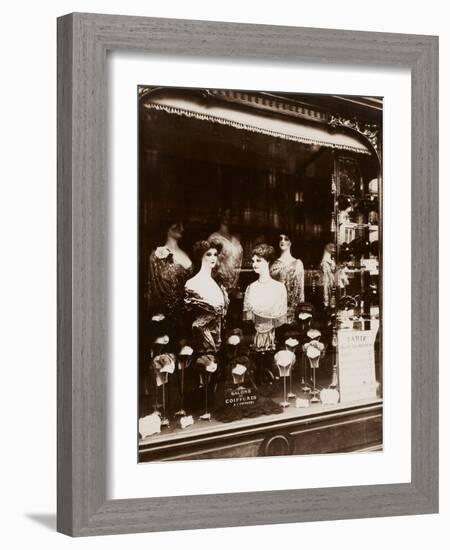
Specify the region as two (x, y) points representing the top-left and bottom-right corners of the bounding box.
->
(192, 239), (223, 272)
(251, 243), (276, 264)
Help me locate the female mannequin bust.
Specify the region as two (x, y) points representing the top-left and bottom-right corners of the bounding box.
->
(243, 244), (287, 351)
(147, 219), (192, 317)
(270, 233), (305, 324)
(184, 240), (228, 354)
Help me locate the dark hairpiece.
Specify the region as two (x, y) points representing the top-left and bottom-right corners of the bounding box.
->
(155, 213), (185, 245)
(192, 239), (223, 271)
(277, 231), (292, 244)
(251, 243), (276, 264)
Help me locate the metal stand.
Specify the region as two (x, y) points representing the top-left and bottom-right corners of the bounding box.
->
(304, 340), (323, 404)
(174, 365), (186, 417)
(286, 345), (298, 399)
(275, 351), (295, 408)
(301, 350), (310, 392)
(200, 373), (211, 421)
(160, 382), (170, 427)
(280, 374), (290, 408)
(175, 357), (187, 417)
(310, 367), (320, 403)
(287, 372), (296, 400)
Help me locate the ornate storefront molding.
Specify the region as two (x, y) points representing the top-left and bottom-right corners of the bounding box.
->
(328, 114), (381, 153)
(209, 89), (328, 124)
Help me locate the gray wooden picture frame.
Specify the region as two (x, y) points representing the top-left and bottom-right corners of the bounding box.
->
(57, 12), (439, 537)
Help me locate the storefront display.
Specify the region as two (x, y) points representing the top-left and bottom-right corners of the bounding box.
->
(138, 86), (383, 461)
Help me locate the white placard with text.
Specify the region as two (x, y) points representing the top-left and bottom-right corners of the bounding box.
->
(338, 329), (378, 403)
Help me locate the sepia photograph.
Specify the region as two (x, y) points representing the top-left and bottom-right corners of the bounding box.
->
(138, 86), (383, 462)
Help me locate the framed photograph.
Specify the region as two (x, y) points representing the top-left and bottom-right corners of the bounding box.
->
(57, 13), (438, 536)
(137, 85), (383, 462)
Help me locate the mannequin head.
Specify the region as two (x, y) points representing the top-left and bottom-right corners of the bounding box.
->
(193, 240), (222, 273)
(251, 244), (276, 276)
(160, 215), (185, 244)
(278, 233), (292, 253)
(322, 242), (336, 260)
(166, 220), (184, 241)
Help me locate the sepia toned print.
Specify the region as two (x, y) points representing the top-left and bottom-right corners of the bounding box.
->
(138, 86), (382, 462)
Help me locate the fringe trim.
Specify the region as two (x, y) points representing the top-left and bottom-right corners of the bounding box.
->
(144, 102), (371, 155)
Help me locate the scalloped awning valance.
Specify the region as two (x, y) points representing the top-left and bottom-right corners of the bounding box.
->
(143, 94), (371, 155)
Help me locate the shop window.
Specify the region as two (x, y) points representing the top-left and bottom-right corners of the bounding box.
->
(138, 87), (382, 460)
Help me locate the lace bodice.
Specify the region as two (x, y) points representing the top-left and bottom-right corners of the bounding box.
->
(270, 257), (305, 323)
(147, 247), (193, 314)
(243, 279), (287, 326)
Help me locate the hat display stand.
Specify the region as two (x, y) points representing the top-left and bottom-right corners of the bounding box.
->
(231, 363), (247, 390)
(151, 332), (170, 358)
(300, 348), (310, 394)
(304, 327), (322, 396)
(284, 338), (299, 399)
(175, 346), (194, 418)
(160, 376), (169, 427)
(225, 332), (241, 382)
(274, 350), (296, 408)
(157, 354), (176, 427)
(152, 358), (175, 428)
(150, 334), (170, 422)
(298, 310), (313, 393)
(196, 355), (217, 421)
(309, 354), (320, 404)
(304, 333), (325, 404)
